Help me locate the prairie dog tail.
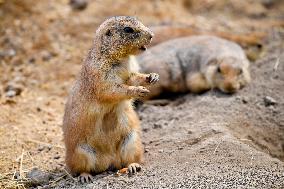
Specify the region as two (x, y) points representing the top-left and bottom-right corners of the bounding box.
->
(129, 55), (141, 73)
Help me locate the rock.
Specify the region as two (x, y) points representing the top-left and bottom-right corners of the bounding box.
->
(187, 130), (193, 134)
(0, 49), (16, 58)
(264, 96), (277, 106)
(153, 123), (162, 129)
(142, 128), (149, 132)
(37, 146), (45, 152)
(41, 51), (53, 61)
(27, 168), (52, 186)
(261, 0), (277, 8)
(70, 0), (88, 10)
(242, 97), (249, 104)
(158, 149), (164, 153)
(28, 57), (36, 64)
(13, 171), (21, 179)
(236, 96), (249, 104)
(4, 84), (23, 97)
(5, 90), (17, 98)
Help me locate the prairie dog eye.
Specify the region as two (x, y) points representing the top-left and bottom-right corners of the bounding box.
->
(217, 66), (221, 73)
(239, 69), (243, 75)
(106, 29), (111, 36)
(124, 27), (134, 33)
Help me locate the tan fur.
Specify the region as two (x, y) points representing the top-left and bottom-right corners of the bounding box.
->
(187, 72), (211, 93)
(209, 57), (251, 93)
(63, 16), (157, 180)
(132, 35), (251, 99)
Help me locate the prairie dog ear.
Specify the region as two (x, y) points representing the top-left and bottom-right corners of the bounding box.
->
(105, 29), (112, 36)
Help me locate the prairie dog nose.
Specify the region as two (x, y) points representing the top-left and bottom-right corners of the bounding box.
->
(148, 30), (154, 40)
(224, 81), (239, 93)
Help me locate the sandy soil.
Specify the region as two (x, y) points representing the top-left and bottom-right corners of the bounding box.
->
(0, 0), (283, 188)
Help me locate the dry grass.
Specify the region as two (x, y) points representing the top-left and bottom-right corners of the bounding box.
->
(0, 170), (31, 189)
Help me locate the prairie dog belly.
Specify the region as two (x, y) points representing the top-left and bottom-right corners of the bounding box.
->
(87, 101), (138, 171)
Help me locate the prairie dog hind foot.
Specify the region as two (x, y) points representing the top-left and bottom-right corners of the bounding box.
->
(78, 172), (94, 183)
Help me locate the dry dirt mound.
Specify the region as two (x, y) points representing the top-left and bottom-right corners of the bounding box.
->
(54, 38), (284, 188)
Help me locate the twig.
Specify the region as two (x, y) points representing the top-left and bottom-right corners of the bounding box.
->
(49, 173), (67, 186)
(25, 151), (36, 167)
(64, 169), (76, 181)
(213, 140), (222, 154)
(240, 138), (252, 142)
(273, 57), (279, 71)
(12, 170), (17, 180)
(250, 154), (254, 165)
(19, 150), (25, 180)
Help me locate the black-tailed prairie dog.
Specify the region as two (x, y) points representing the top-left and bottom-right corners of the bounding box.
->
(132, 35), (251, 99)
(62, 16), (159, 183)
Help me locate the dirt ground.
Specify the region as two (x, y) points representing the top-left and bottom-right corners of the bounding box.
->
(0, 0), (283, 188)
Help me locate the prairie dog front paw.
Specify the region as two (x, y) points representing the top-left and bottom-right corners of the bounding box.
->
(146, 73), (159, 84)
(128, 86), (150, 98)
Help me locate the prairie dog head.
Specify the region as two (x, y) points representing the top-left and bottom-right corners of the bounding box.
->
(94, 16), (154, 61)
(206, 57), (251, 93)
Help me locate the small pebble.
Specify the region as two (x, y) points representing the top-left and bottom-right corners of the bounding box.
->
(5, 90), (17, 98)
(27, 168), (52, 186)
(5, 84), (23, 97)
(28, 57), (36, 64)
(13, 171), (21, 179)
(41, 51), (53, 61)
(142, 128), (149, 132)
(38, 146), (45, 152)
(0, 49), (16, 58)
(242, 97), (249, 104)
(153, 123), (162, 129)
(263, 96), (277, 106)
(70, 0), (88, 10)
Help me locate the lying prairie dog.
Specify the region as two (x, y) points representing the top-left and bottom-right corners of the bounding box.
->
(131, 35), (251, 99)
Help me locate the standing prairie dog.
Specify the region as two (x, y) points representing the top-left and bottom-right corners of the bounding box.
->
(131, 35), (251, 99)
(63, 16), (159, 183)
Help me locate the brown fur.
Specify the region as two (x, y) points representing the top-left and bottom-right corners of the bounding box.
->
(62, 16), (157, 182)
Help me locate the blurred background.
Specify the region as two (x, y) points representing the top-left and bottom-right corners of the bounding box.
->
(1, 0), (283, 95)
(0, 0), (283, 98)
(0, 0), (283, 188)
